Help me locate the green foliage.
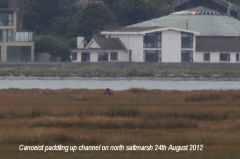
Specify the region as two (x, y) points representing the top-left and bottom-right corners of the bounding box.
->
(0, 0), (8, 8)
(69, 2), (118, 41)
(66, 38), (77, 49)
(108, 0), (162, 26)
(34, 36), (71, 61)
(23, 0), (80, 35)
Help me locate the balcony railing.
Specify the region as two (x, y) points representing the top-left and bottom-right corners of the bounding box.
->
(15, 32), (33, 42)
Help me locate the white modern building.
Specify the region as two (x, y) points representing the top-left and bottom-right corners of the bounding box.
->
(72, 27), (199, 63)
(72, 0), (240, 63)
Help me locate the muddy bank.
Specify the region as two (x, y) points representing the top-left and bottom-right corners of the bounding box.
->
(0, 75), (240, 81)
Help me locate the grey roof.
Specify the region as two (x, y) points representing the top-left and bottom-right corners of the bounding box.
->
(172, 0), (240, 14)
(130, 13), (240, 36)
(196, 36), (240, 52)
(103, 26), (162, 33)
(93, 37), (127, 50)
(172, 0), (230, 8)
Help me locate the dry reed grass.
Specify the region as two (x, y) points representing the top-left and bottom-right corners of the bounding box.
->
(0, 89), (240, 158)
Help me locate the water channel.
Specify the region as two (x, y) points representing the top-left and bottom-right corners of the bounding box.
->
(0, 80), (239, 90)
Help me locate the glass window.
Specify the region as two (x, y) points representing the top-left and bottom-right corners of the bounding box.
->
(8, 13), (13, 26)
(8, 30), (13, 42)
(2, 30), (7, 42)
(0, 29), (13, 42)
(236, 53), (239, 62)
(144, 50), (161, 62)
(204, 53), (210, 61)
(144, 32), (161, 48)
(7, 46), (31, 62)
(110, 52), (118, 61)
(98, 53), (108, 61)
(220, 53), (230, 61)
(81, 52), (90, 62)
(181, 32), (193, 48)
(0, 13), (2, 26)
(181, 50), (193, 62)
(0, 13), (13, 26)
(72, 53), (77, 61)
(3, 13), (8, 26)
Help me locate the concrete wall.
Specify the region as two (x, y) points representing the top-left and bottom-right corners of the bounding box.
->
(1, 62), (240, 70)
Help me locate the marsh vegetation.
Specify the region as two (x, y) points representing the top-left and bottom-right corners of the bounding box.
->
(0, 88), (240, 158)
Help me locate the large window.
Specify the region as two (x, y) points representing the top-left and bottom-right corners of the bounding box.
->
(0, 29), (13, 42)
(204, 53), (210, 61)
(144, 32), (161, 48)
(220, 53), (230, 61)
(181, 50), (193, 62)
(98, 53), (108, 61)
(7, 46), (31, 62)
(81, 52), (90, 62)
(181, 32), (193, 48)
(72, 53), (77, 61)
(144, 50), (161, 62)
(110, 52), (118, 61)
(0, 13), (13, 26)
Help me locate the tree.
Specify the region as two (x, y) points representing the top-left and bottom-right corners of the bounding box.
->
(23, 0), (80, 35)
(0, 0), (8, 8)
(70, 2), (118, 42)
(34, 36), (71, 61)
(111, 0), (161, 26)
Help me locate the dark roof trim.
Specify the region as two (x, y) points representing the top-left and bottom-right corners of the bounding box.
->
(103, 26), (162, 33)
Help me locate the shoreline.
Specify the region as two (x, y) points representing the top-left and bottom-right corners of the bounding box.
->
(0, 76), (240, 81)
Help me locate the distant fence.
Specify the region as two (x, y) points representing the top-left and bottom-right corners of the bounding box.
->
(0, 62), (240, 70)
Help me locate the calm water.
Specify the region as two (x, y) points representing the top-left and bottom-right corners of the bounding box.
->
(0, 80), (240, 90)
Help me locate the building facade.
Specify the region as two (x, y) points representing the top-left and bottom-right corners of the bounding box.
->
(0, 2), (34, 62)
(72, 27), (199, 63)
(71, 0), (240, 63)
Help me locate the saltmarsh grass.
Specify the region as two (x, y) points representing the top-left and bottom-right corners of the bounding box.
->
(0, 89), (240, 158)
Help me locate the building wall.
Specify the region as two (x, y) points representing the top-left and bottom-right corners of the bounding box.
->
(162, 30), (181, 62)
(111, 34), (143, 62)
(73, 51), (128, 62)
(3, 62), (240, 70)
(87, 41), (100, 49)
(195, 52), (239, 63)
(0, 11), (17, 39)
(0, 9), (34, 62)
(8, 0), (23, 31)
(0, 42), (34, 62)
